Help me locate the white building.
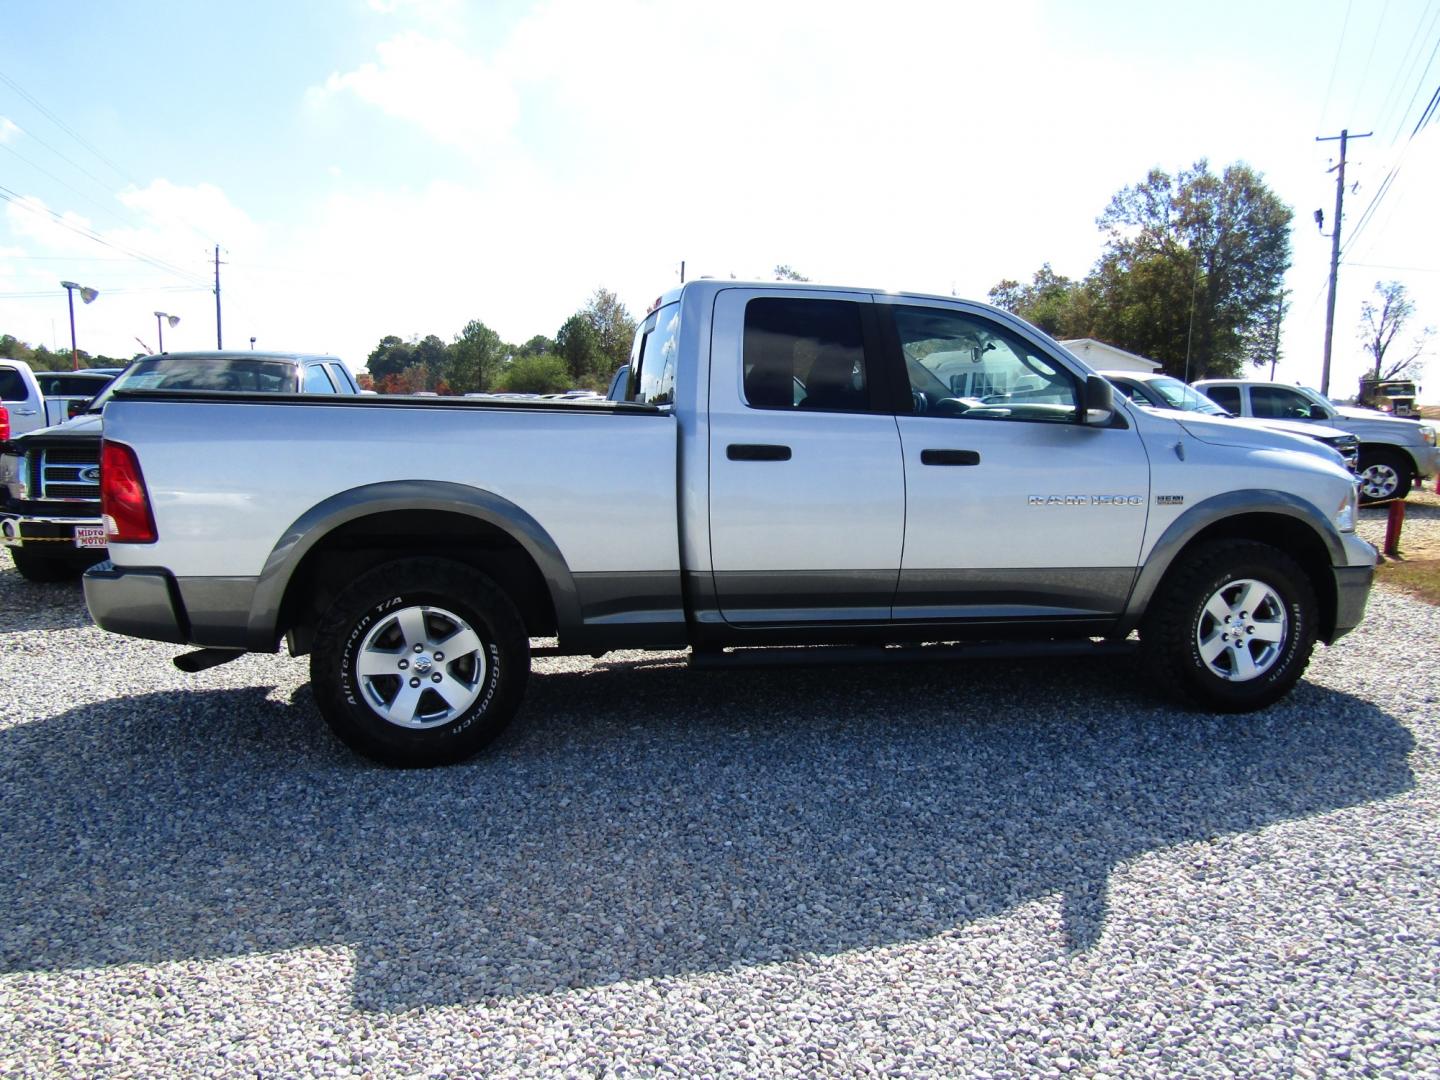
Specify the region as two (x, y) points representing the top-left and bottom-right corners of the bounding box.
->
(1058, 338), (1161, 373)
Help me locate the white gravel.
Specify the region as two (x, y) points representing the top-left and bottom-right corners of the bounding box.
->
(1, 545), (1438, 1078)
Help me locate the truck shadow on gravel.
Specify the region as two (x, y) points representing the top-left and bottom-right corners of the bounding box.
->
(0, 658), (1415, 1012)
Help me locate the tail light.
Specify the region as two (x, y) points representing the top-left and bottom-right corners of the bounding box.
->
(0, 405), (9, 442)
(101, 439), (157, 543)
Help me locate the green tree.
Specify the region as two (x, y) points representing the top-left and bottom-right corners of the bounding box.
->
(1094, 160), (1292, 379)
(555, 312), (601, 386)
(365, 335), (415, 381)
(516, 334), (554, 358)
(447, 320), (506, 394)
(774, 264), (810, 282)
(987, 263), (1082, 336)
(583, 287), (636, 378)
(1359, 280), (1432, 382)
(496, 352), (570, 394)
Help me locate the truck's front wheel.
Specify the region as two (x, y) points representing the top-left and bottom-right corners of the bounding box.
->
(1357, 448), (1412, 503)
(310, 557), (530, 767)
(1141, 540), (1318, 713)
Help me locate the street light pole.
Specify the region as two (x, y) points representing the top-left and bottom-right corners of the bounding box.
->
(153, 311), (180, 354)
(59, 281), (99, 369)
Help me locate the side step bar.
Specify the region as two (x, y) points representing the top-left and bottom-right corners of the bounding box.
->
(688, 639), (1137, 670)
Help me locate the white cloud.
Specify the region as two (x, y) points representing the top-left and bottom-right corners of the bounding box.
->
(0, 116), (19, 144)
(312, 32), (519, 150)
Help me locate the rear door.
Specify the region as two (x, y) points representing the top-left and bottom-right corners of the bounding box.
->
(706, 288), (904, 625)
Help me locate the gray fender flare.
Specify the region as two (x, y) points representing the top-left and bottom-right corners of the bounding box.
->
(1117, 489), (1345, 636)
(245, 480), (580, 647)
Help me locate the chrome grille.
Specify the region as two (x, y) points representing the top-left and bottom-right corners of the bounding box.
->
(38, 445), (101, 501)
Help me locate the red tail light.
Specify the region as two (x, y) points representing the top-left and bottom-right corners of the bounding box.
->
(101, 440), (157, 543)
(0, 405), (10, 442)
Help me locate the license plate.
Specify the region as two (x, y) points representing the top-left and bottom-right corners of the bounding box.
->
(74, 525), (107, 549)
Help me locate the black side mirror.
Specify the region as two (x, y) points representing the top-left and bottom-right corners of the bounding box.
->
(1082, 374), (1115, 426)
(1310, 404), (1330, 421)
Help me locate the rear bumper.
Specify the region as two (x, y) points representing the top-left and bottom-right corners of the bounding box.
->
(83, 561), (190, 644)
(83, 560), (267, 649)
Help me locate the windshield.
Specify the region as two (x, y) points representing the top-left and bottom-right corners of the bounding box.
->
(89, 356), (296, 411)
(1143, 376), (1229, 416)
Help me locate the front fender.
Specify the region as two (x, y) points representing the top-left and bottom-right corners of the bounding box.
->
(1117, 489), (1346, 637)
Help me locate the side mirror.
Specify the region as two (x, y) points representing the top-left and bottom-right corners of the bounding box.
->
(1309, 404), (1330, 421)
(607, 365), (632, 402)
(1082, 374), (1115, 426)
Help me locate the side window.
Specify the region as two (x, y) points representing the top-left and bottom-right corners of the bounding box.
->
(632, 302), (680, 405)
(0, 367), (27, 401)
(326, 363), (357, 393)
(1110, 381), (1144, 404)
(304, 365), (338, 393)
(893, 306), (1077, 422)
(742, 297), (869, 412)
(1205, 385), (1241, 413)
(1250, 386), (1312, 419)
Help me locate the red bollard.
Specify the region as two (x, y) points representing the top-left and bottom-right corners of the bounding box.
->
(1384, 500), (1407, 558)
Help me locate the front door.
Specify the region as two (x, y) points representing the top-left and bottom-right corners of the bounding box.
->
(884, 300), (1150, 623)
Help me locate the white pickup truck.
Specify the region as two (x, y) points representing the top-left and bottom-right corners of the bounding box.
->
(1193, 379), (1438, 503)
(0, 359), (116, 437)
(82, 281), (1375, 766)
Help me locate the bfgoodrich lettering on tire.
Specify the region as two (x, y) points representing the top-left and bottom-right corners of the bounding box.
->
(310, 557), (530, 766)
(1141, 540), (1318, 712)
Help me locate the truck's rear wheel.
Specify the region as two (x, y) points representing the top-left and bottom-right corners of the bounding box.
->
(310, 557), (530, 767)
(1357, 448), (1411, 503)
(1140, 540), (1317, 713)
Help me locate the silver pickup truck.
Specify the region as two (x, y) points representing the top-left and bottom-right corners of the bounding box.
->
(84, 281), (1375, 766)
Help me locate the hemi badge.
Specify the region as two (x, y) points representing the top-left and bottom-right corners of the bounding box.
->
(1157, 495), (1184, 506)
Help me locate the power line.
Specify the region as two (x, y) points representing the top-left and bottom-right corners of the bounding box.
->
(1374, 1), (1440, 140)
(0, 184), (211, 286)
(0, 67), (220, 249)
(1346, 0), (1392, 122)
(1318, 0), (1356, 130)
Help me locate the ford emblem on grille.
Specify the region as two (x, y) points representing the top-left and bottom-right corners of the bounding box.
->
(80, 466), (102, 484)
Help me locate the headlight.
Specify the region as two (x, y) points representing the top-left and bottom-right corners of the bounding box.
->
(1334, 483), (1358, 533)
(1421, 425), (1436, 447)
(0, 452), (27, 500)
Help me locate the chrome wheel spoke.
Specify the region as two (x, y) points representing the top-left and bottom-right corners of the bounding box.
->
(1199, 631), (1230, 666)
(431, 673), (476, 712)
(1203, 594), (1235, 626)
(395, 607), (430, 651)
(384, 681), (425, 726)
(437, 625), (482, 660)
(1229, 645), (1259, 681)
(356, 649), (402, 678)
(1250, 619), (1285, 643)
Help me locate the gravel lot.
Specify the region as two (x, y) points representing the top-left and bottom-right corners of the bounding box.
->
(2, 524), (1439, 1078)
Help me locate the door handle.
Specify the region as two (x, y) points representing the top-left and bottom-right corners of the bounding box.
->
(727, 443), (792, 461)
(13, 407), (38, 416)
(920, 449), (980, 466)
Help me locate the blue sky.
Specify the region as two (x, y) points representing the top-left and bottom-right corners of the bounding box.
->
(2, 0), (1437, 393)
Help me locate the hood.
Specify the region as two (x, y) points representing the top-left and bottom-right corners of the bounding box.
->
(1232, 415), (1353, 440)
(13, 410), (103, 442)
(1332, 404), (1428, 428)
(1172, 412), (1343, 464)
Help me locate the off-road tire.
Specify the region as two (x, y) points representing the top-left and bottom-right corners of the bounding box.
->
(1357, 447), (1412, 504)
(1140, 540), (1318, 713)
(310, 557), (530, 767)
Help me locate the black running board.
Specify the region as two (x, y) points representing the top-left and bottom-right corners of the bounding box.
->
(687, 639), (1137, 670)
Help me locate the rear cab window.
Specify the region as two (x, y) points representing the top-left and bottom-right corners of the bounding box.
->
(631, 302), (681, 405)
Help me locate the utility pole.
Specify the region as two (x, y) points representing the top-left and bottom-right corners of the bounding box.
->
(1315, 128), (1370, 397)
(213, 244), (225, 349)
